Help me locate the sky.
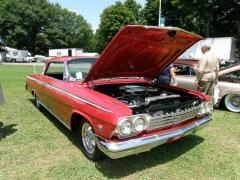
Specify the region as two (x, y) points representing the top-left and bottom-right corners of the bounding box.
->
(49, 0), (147, 32)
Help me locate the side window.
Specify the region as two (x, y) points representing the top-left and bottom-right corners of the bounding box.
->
(189, 66), (196, 76)
(232, 70), (240, 78)
(174, 65), (196, 76)
(219, 70), (240, 82)
(45, 62), (64, 81)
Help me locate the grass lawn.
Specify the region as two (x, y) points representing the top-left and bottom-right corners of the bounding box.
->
(0, 64), (239, 180)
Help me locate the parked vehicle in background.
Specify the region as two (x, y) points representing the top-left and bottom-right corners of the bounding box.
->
(8, 50), (29, 62)
(49, 48), (83, 58)
(34, 55), (51, 62)
(0, 52), (7, 62)
(173, 59), (240, 112)
(25, 25), (213, 161)
(178, 37), (237, 63)
(26, 55), (37, 62)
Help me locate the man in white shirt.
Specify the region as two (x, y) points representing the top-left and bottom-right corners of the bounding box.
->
(195, 43), (219, 100)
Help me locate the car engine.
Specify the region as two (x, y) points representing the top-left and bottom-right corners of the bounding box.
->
(116, 85), (180, 107)
(94, 83), (202, 116)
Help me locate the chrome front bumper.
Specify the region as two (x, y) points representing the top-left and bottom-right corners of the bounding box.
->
(97, 116), (212, 159)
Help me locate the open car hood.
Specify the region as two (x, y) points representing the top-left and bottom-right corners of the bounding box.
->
(82, 25), (204, 84)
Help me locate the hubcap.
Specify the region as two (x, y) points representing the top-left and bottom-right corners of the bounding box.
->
(230, 96), (240, 107)
(226, 95), (240, 112)
(82, 123), (96, 154)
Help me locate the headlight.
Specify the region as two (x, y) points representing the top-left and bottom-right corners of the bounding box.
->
(199, 101), (213, 115)
(119, 119), (132, 135)
(133, 118), (145, 132)
(205, 101), (213, 112)
(200, 103), (207, 114)
(116, 115), (149, 137)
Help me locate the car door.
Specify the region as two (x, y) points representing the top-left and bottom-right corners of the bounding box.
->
(40, 61), (66, 115)
(173, 64), (197, 91)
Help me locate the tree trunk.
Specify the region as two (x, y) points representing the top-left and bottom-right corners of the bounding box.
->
(238, 16), (240, 58)
(238, 16), (240, 34)
(205, 20), (210, 37)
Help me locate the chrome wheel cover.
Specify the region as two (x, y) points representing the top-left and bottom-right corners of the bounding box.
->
(81, 122), (96, 154)
(225, 94), (240, 112)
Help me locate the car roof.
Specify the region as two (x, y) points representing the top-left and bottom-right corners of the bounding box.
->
(47, 56), (98, 62)
(174, 59), (199, 66)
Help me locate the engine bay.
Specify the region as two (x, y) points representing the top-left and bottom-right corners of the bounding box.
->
(94, 83), (203, 116)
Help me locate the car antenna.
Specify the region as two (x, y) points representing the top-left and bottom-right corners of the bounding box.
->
(29, 60), (36, 74)
(33, 62), (36, 74)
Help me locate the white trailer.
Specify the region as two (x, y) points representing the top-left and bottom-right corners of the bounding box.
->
(0, 52), (7, 61)
(49, 48), (83, 57)
(8, 50), (28, 62)
(178, 37), (237, 62)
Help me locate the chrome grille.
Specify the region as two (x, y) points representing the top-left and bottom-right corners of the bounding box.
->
(147, 105), (201, 130)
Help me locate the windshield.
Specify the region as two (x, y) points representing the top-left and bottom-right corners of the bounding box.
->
(67, 58), (97, 82)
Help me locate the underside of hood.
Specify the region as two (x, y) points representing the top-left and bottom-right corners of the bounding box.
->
(83, 25), (204, 84)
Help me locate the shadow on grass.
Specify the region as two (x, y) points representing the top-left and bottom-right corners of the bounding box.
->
(0, 121), (17, 137)
(28, 99), (205, 179)
(95, 135), (204, 179)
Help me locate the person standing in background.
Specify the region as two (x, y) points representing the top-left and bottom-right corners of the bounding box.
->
(0, 83), (6, 140)
(159, 63), (177, 86)
(189, 53), (194, 59)
(195, 43), (219, 100)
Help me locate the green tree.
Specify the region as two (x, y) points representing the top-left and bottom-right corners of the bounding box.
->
(142, 0), (240, 54)
(0, 36), (7, 52)
(83, 33), (98, 53)
(143, 0), (159, 26)
(143, 0), (240, 39)
(124, 0), (145, 24)
(0, 0), (93, 55)
(210, 0), (240, 38)
(95, 1), (136, 53)
(143, 0), (204, 33)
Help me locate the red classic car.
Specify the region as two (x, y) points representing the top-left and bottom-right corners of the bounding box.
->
(173, 59), (240, 112)
(25, 25), (213, 161)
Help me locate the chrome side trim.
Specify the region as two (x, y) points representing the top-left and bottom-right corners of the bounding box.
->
(27, 76), (113, 113)
(97, 116), (212, 159)
(102, 98), (121, 108)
